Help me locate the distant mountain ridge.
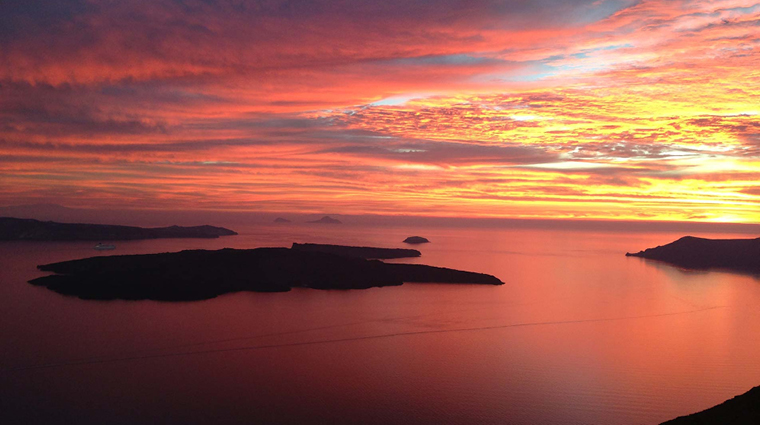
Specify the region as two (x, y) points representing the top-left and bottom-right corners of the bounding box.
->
(0, 217), (237, 241)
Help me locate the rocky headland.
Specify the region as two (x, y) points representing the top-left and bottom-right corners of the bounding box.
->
(626, 236), (760, 274)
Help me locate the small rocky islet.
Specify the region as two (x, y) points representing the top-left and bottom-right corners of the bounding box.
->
(403, 236), (430, 244)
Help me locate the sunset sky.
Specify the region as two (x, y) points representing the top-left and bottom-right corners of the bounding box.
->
(1, 0), (759, 222)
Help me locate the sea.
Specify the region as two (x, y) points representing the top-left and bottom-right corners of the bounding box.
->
(1, 223), (759, 424)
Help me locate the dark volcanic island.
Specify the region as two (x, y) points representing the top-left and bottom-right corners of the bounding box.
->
(30, 244), (503, 301)
(626, 236), (760, 274)
(0, 217), (237, 241)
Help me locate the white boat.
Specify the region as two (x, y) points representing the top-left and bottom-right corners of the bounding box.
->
(94, 243), (116, 250)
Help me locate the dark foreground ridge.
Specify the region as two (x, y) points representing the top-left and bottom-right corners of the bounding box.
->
(0, 217), (237, 241)
(661, 385), (760, 424)
(29, 247), (503, 300)
(626, 236), (760, 274)
(292, 242), (420, 259)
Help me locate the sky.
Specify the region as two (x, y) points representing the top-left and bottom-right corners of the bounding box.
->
(1, 0), (759, 223)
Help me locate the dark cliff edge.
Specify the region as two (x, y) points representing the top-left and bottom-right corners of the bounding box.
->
(661, 385), (760, 425)
(0, 217), (237, 241)
(292, 242), (420, 259)
(626, 236), (760, 274)
(29, 247), (503, 301)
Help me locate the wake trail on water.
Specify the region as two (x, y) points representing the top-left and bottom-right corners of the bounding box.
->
(1, 305), (488, 371)
(4, 305), (723, 372)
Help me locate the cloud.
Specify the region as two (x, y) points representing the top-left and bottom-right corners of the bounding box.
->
(319, 139), (560, 166)
(1, 0), (631, 86)
(0, 0), (759, 222)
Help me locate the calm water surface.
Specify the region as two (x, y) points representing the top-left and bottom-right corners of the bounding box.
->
(1, 224), (760, 424)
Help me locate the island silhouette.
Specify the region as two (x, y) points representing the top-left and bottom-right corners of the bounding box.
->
(626, 236), (760, 274)
(403, 236), (430, 244)
(30, 244), (503, 301)
(0, 217), (237, 241)
(291, 242), (420, 259)
(307, 216), (341, 224)
(273, 217), (291, 223)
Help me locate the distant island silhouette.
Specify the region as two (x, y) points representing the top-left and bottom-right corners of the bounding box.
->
(273, 217), (291, 223)
(403, 236), (430, 244)
(661, 385), (760, 424)
(30, 245), (503, 300)
(307, 216), (341, 224)
(0, 217), (237, 241)
(292, 242), (420, 259)
(626, 236), (760, 274)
